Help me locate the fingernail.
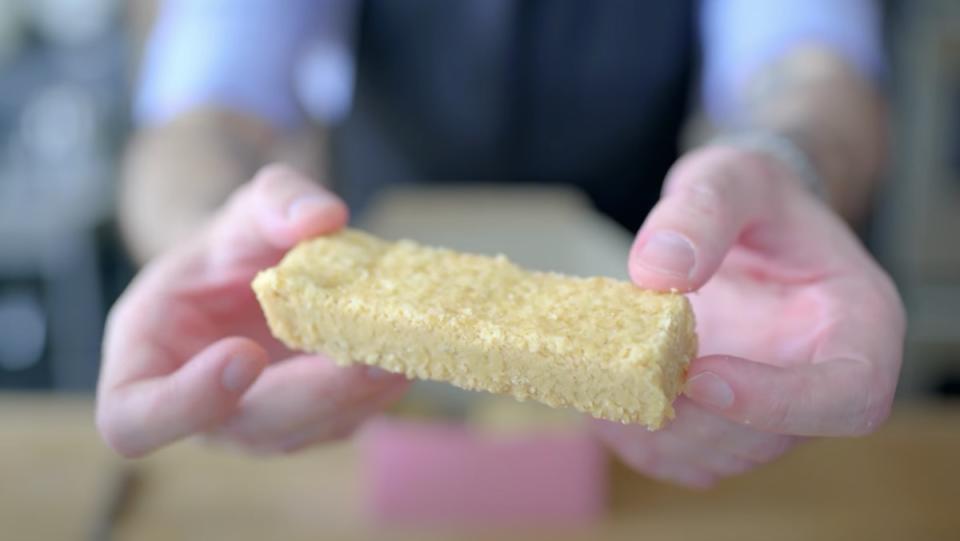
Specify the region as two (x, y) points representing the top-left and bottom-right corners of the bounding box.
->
(221, 355), (260, 393)
(287, 193), (339, 222)
(635, 231), (696, 279)
(685, 372), (734, 410)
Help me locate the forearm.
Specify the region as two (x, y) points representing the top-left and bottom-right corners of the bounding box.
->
(121, 109), (328, 263)
(733, 46), (887, 221)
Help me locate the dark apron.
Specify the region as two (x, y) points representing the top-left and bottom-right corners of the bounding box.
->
(333, 0), (698, 233)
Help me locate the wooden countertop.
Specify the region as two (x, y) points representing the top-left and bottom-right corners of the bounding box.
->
(2, 394), (958, 541)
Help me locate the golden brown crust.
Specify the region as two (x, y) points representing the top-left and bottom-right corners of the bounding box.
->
(253, 229), (697, 428)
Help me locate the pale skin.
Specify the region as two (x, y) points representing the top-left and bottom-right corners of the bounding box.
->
(98, 46), (905, 487)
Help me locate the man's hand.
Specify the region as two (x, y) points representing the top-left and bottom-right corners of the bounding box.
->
(596, 145), (905, 488)
(97, 165), (409, 458)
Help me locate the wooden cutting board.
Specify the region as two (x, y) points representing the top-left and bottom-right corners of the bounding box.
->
(2, 394), (959, 541)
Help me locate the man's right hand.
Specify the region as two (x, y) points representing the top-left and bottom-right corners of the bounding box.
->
(97, 165), (409, 457)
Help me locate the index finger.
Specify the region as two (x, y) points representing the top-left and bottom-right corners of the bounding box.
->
(97, 329), (267, 457)
(97, 165), (348, 456)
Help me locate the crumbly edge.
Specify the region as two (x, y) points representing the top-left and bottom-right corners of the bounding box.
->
(251, 237), (697, 428)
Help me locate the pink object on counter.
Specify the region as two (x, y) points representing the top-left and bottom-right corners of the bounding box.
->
(357, 418), (608, 527)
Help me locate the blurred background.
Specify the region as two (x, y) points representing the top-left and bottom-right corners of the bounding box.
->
(0, 0), (956, 398)
(0, 0), (131, 391)
(1, 0), (959, 540)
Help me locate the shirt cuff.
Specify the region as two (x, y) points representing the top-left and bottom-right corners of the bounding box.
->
(134, 0), (358, 129)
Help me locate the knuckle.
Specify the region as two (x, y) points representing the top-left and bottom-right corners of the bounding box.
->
(713, 455), (756, 476)
(250, 164), (318, 204)
(257, 439), (299, 456)
(96, 407), (145, 459)
(278, 432), (333, 455)
(671, 470), (717, 490)
(327, 422), (360, 442)
(304, 380), (343, 412)
(279, 422), (357, 455)
(675, 179), (727, 219)
(757, 395), (793, 433)
(612, 440), (656, 473)
(237, 440), (283, 457)
(744, 435), (794, 462)
(314, 366), (382, 410)
(206, 425), (278, 456)
(252, 163), (299, 188)
(103, 291), (146, 337)
(624, 452), (658, 477)
(667, 167), (745, 224)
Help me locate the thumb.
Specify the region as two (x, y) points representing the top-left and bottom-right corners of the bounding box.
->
(683, 355), (891, 437)
(629, 147), (783, 292)
(207, 164), (349, 271)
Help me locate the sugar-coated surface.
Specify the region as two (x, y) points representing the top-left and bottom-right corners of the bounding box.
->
(252, 229), (697, 428)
